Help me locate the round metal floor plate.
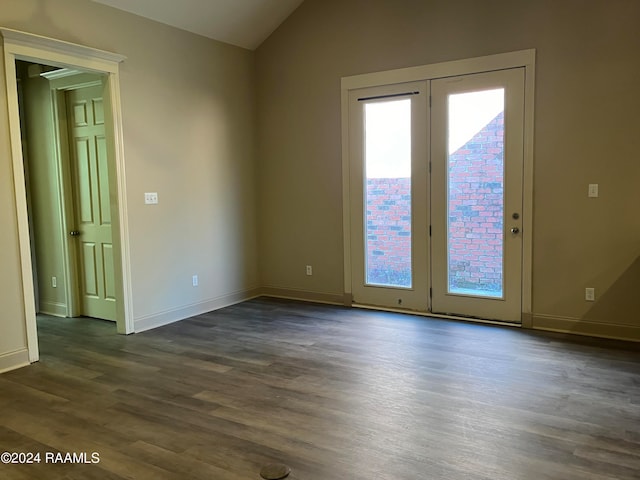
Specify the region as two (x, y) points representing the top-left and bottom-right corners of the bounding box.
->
(260, 463), (291, 480)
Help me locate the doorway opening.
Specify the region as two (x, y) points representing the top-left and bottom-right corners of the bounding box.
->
(17, 60), (117, 333)
(2, 28), (133, 364)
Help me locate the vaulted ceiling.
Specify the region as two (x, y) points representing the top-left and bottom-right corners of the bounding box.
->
(90, 0), (304, 50)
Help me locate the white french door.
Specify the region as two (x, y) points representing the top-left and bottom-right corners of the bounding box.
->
(349, 81), (429, 311)
(431, 69), (524, 322)
(348, 68), (525, 323)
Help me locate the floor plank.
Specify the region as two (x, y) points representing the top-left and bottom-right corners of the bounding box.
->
(0, 298), (638, 479)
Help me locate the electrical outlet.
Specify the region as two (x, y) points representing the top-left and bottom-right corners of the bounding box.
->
(51, 276), (57, 288)
(306, 265), (313, 276)
(585, 287), (595, 302)
(192, 275), (198, 287)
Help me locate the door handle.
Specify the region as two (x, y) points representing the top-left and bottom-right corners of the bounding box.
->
(510, 227), (520, 234)
(69, 230), (80, 236)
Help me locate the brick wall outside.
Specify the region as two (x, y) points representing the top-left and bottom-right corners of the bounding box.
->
(365, 112), (504, 293)
(448, 112), (504, 294)
(366, 177), (412, 287)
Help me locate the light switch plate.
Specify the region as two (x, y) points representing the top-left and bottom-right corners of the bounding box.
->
(145, 192), (158, 204)
(588, 184), (598, 198)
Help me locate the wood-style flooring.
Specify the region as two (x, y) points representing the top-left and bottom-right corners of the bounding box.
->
(0, 297), (639, 479)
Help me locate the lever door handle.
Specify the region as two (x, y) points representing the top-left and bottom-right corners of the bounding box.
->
(70, 230), (80, 236)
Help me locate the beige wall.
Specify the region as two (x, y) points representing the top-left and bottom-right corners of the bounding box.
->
(0, 0), (259, 369)
(255, 0), (640, 337)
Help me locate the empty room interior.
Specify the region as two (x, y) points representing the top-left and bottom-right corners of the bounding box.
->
(0, 1), (638, 479)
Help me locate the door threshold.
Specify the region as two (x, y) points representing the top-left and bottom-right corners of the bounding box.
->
(351, 302), (522, 328)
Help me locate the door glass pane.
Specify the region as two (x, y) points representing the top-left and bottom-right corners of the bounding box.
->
(447, 89), (504, 298)
(364, 99), (412, 288)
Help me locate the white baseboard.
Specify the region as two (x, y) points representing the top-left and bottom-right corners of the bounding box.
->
(134, 287), (262, 333)
(260, 286), (345, 306)
(39, 301), (67, 317)
(532, 313), (640, 342)
(0, 348), (30, 373)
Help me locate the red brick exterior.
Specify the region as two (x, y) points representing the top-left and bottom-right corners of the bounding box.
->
(366, 177), (412, 286)
(365, 112), (504, 293)
(447, 111), (504, 294)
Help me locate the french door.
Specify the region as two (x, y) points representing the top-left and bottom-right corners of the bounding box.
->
(431, 69), (524, 321)
(349, 68), (525, 323)
(349, 81), (429, 311)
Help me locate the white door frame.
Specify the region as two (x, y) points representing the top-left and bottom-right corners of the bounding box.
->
(1, 28), (134, 362)
(341, 49), (536, 324)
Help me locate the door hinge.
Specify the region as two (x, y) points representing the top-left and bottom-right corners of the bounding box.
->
(429, 225), (432, 236)
(429, 95), (432, 107)
(429, 161), (432, 173)
(429, 287), (432, 298)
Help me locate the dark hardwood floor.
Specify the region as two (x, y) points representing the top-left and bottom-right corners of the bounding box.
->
(1, 297), (639, 479)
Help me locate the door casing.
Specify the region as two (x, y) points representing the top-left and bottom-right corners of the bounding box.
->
(1, 28), (134, 363)
(341, 50), (535, 324)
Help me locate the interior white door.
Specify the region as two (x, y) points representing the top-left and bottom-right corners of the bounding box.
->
(430, 68), (525, 322)
(67, 84), (117, 321)
(349, 81), (429, 311)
